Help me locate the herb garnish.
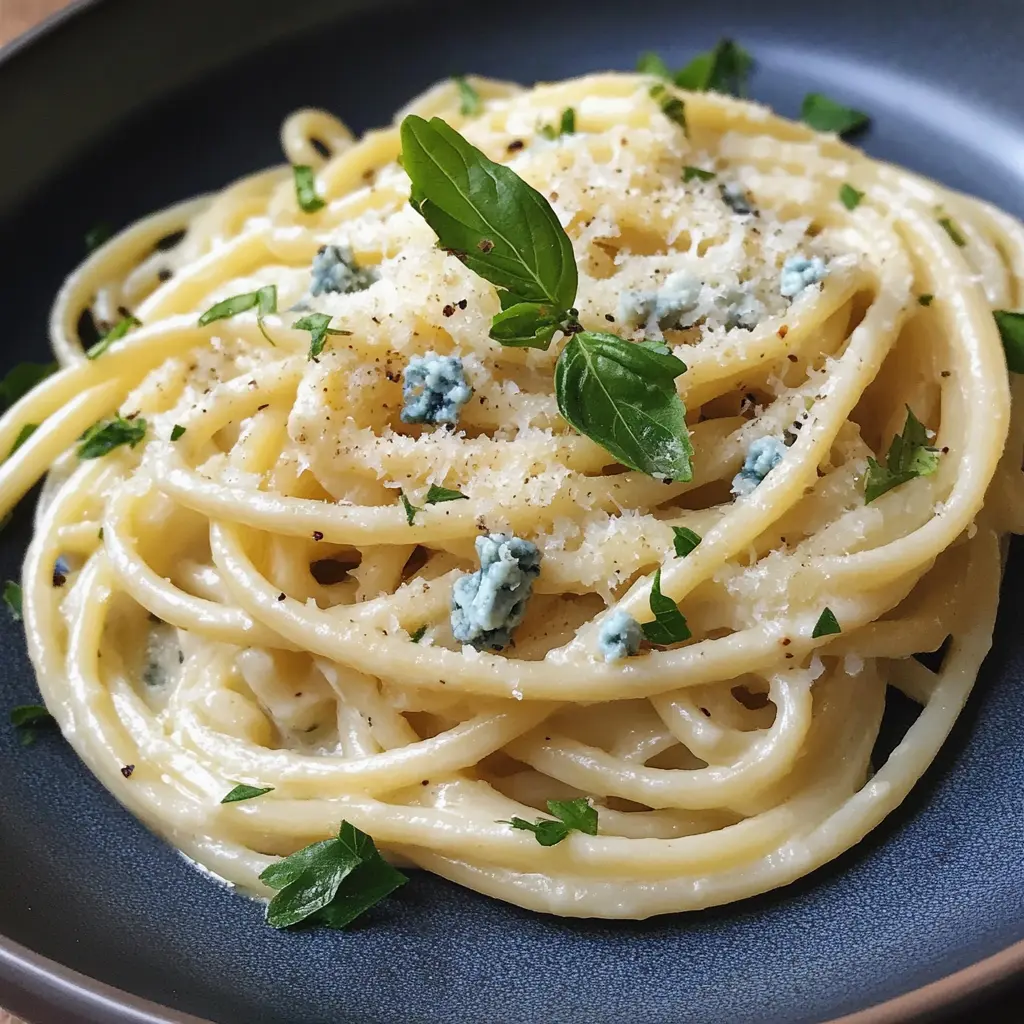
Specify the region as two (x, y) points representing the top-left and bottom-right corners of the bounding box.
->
(683, 166), (716, 183)
(293, 165), (325, 213)
(641, 568), (691, 644)
(8, 423), (38, 458)
(402, 118), (694, 480)
(864, 406), (940, 503)
(938, 216), (966, 247)
(541, 108), (576, 139)
(649, 83), (687, 131)
(452, 75), (481, 116)
(555, 333), (693, 480)
(86, 313), (141, 360)
(77, 416), (147, 459)
(85, 223), (112, 252)
(918, 294), (934, 307)
(839, 183), (864, 210)
(801, 93), (870, 136)
(994, 310), (1024, 373)
(260, 820), (407, 930)
(221, 783), (275, 804)
(170, 424), (186, 441)
(199, 286), (277, 345)
(672, 526), (702, 557)
(292, 312), (352, 360)
(674, 38), (753, 96)
(3, 580), (22, 620)
(425, 484), (468, 504)
(10, 704), (56, 746)
(0, 363), (56, 407)
(501, 798), (598, 847)
(636, 52), (672, 78)
(410, 625), (427, 643)
(812, 607), (842, 638)
(399, 490), (420, 525)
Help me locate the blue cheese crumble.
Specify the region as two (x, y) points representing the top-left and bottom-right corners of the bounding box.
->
(310, 245), (378, 296)
(619, 270), (702, 333)
(401, 352), (473, 425)
(780, 255), (828, 299)
(450, 533), (542, 650)
(731, 436), (787, 497)
(721, 287), (764, 331)
(599, 609), (643, 662)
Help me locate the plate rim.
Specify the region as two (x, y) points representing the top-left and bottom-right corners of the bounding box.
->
(0, 3), (1022, 1023)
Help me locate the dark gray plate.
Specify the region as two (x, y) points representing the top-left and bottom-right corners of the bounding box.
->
(1, 2), (1024, 1022)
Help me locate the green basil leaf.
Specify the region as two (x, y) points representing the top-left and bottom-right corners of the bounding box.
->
(672, 526), (702, 557)
(4, 580), (22, 621)
(400, 115), (578, 320)
(641, 567), (691, 645)
(221, 783), (274, 804)
(399, 490), (420, 525)
(292, 312), (352, 360)
(839, 183), (864, 210)
(170, 424), (186, 441)
(0, 363), (57, 408)
(938, 216), (966, 247)
(410, 625), (427, 643)
(994, 310), (1024, 373)
(488, 301), (569, 349)
(546, 798), (598, 836)
(683, 166), (716, 183)
(649, 83), (687, 131)
(674, 38), (753, 96)
(293, 165), (325, 213)
(812, 607), (842, 638)
(425, 484), (468, 504)
(801, 93), (870, 136)
(452, 75), (481, 116)
(8, 423), (38, 458)
(636, 51), (672, 79)
(77, 416), (147, 459)
(864, 406), (940, 503)
(554, 331), (693, 481)
(86, 313), (142, 360)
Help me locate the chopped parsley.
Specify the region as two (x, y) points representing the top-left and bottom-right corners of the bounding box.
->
(198, 285), (277, 345)
(683, 165), (716, 183)
(170, 424), (186, 441)
(86, 313), (142, 360)
(541, 108), (576, 139)
(410, 625), (427, 643)
(649, 83), (687, 131)
(674, 38), (753, 96)
(10, 704), (56, 746)
(425, 484), (468, 504)
(801, 93), (870, 136)
(812, 607), (842, 638)
(77, 416), (147, 459)
(672, 526), (702, 557)
(452, 75), (481, 116)
(3, 580), (22, 620)
(864, 406), (940, 503)
(938, 215), (966, 247)
(8, 423), (38, 458)
(293, 165), (325, 213)
(0, 362), (56, 408)
(221, 783), (274, 804)
(636, 52), (672, 78)
(839, 183), (864, 210)
(399, 490), (420, 525)
(259, 820), (407, 930)
(292, 312), (352, 360)
(918, 294), (934, 307)
(994, 311), (1024, 373)
(501, 798), (598, 847)
(641, 568), (691, 645)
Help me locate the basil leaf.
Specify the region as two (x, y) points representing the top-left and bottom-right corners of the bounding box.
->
(801, 93), (870, 136)
(918, 294), (934, 307)
(292, 312), (352, 360)
(0, 362), (57, 408)
(85, 223), (113, 252)
(8, 423), (38, 458)
(675, 38), (753, 96)
(452, 75), (481, 116)
(260, 821), (406, 930)
(683, 166), (716, 183)
(641, 568), (691, 645)
(425, 484), (468, 504)
(938, 216), (966, 247)
(410, 625), (427, 643)
(636, 52), (672, 78)
(10, 703), (56, 747)
(293, 165), (325, 213)
(554, 331), (693, 481)
(672, 526), (702, 557)
(170, 424), (186, 441)
(994, 310), (1024, 373)
(87, 313), (141, 360)
(649, 83), (687, 131)
(399, 490), (420, 525)
(489, 301), (568, 350)
(77, 416), (147, 459)
(221, 783), (274, 804)
(864, 406), (940, 503)
(501, 798), (598, 847)
(812, 607), (842, 638)
(400, 115), (578, 331)
(839, 183), (864, 210)
(4, 580), (22, 621)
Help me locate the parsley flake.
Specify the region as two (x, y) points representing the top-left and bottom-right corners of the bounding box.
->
(672, 526), (702, 557)
(4, 580), (22, 620)
(801, 93), (870, 136)
(221, 783), (274, 804)
(501, 798), (598, 847)
(641, 568), (691, 645)
(10, 703), (56, 746)
(938, 215), (966, 247)
(839, 183), (865, 210)
(77, 416), (147, 459)
(293, 312), (352, 360)
(86, 313), (141, 360)
(994, 311), (1024, 373)
(636, 52), (672, 78)
(260, 820), (407, 930)
(452, 76), (481, 116)
(170, 424), (186, 441)
(399, 490), (420, 525)
(425, 484), (468, 504)
(674, 38), (753, 96)
(199, 285), (277, 345)
(683, 166), (716, 183)
(812, 607), (842, 638)
(8, 423), (38, 458)
(293, 165), (325, 213)
(918, 294), (934, 307)
(649, 83), (687, 131)
(541, 108), (576, 139)
(864, 406), (940, 503)
(410, 625), (427, 643)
